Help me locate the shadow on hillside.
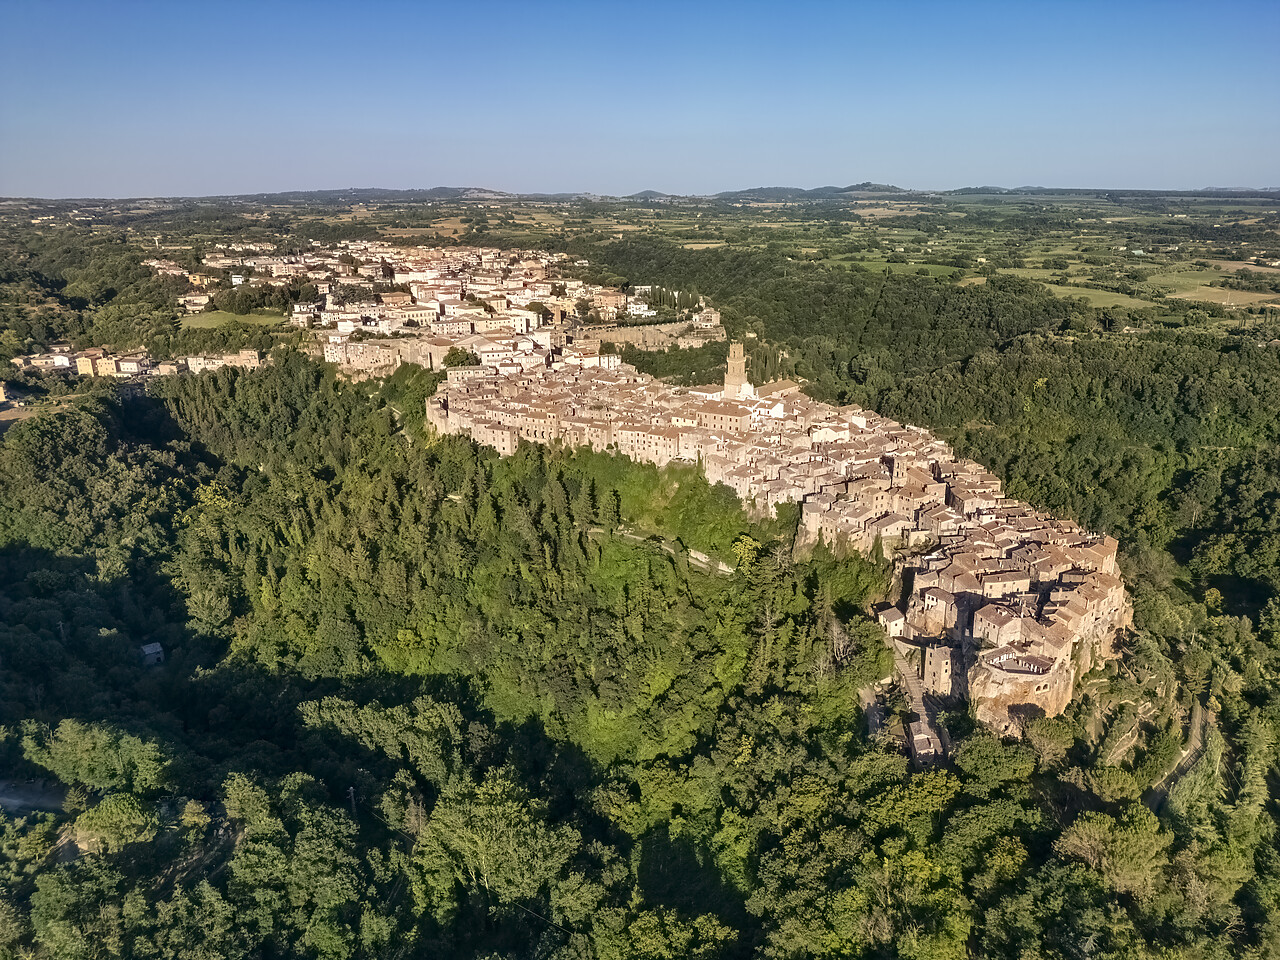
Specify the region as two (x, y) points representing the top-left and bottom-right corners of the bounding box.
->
(636, 823), (750, 930)
(0, 539), (227, 788)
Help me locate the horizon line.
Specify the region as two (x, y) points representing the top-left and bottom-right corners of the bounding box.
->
(4, 182), (1280, 203)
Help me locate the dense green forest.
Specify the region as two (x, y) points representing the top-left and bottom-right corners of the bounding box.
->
(1, 350), (1277, 959)
(0, 224), (299, 369)
(0, 358), (913, 959)
(0, 227), (181, 355)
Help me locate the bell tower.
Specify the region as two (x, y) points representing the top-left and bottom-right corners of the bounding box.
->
(724, 341), (747, 399)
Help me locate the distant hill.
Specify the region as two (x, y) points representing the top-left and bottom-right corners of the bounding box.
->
(844, 182), (909, 194)
(714, 183), (908, 201)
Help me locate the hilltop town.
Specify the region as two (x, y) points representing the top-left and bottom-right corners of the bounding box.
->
(427, 343), (1132, 737)
(6, 240), (1131, 739)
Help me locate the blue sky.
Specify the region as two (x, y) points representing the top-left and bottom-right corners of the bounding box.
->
(2, 0), (1277, 197)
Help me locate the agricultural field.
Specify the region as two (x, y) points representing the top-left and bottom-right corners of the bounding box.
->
(1170, 285), (1280, 307)
(1040, 284), (1153, 309)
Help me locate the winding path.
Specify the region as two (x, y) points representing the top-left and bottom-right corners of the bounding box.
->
(1146, 700), (1208, 812)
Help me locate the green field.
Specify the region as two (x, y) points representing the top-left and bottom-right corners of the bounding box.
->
(1146, 267), (1221, 296)
(181, 309), (286, 329)
(848, 259), (961, 277)
(960, 277), (1156, 310)
(1004, 267), (1071, 281)
(1041, 283), (1151, 309)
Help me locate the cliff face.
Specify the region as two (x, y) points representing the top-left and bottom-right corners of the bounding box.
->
(969, 660), (1075, 731)
(969, 607), (1127, 732)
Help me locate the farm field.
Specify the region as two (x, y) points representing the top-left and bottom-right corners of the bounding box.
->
(957, 276), (1155, 309)
(1147, 267), (1222, 295)
(1169, 286), (1280, 307)
(1040, 284), (1152, 309)
(1210, 259), (1280, 274)
(852, 259), (960, 277)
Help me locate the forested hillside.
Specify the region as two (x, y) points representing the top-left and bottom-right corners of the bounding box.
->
(0, 228), (182, 353)
(0, 224), (299, 368)
(0, 349), (1276, 959)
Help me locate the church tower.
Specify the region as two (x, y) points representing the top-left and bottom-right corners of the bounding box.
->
(724, 341), (748, 400)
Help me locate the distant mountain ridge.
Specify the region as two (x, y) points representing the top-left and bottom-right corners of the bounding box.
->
(714, 183), (908, 200)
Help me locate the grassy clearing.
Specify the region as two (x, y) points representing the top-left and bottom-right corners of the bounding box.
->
(1041, 284), (1151, 309)
(1149, 267), (1221, 293)
(182, 310), (286, 329)
(1170, 287), (1280, 307)
(1004, 267), (1067, 281)
(1209, 259), (1280, 274)
(852, 260), (960, 277)
(420, 217), (468, 236)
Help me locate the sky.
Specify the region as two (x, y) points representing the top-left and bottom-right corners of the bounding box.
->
(2, 0), (1277, 198)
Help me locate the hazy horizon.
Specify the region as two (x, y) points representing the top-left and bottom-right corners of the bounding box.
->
(3, 0), (1278, 199)
(4, 180), (1280, 203)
